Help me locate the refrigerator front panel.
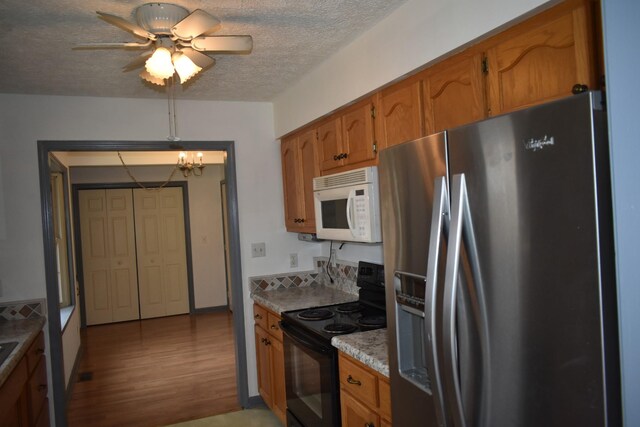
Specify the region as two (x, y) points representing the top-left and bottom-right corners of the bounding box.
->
(446, 93), (615, 426)
(379, 133), (448, 427)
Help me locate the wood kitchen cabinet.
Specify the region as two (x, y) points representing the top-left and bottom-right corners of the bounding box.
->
(253, 303), (286, 425)
(0, 331), (49, 427)
(378, 77), (425, 149)
(281, 128), (319, 233)
(422, 51), (487, 134)
(484, 0), (596, 116)
(339, 352), (392, 427)
(317, 96), (378, 174)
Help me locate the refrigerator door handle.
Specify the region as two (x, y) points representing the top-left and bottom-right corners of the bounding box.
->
(442, 173), (490, 427)
(424, 176), (450, 427)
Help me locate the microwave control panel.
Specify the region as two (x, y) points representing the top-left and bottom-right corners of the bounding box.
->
(353, 189), (370, 238)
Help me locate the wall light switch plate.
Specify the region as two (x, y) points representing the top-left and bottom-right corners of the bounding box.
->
(251, 242), (266, 258)
(289, 253), (298, 268)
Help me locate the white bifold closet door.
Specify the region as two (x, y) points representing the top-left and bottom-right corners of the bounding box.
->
(79, 189), (140, 325)
(134, 187), (189, 319)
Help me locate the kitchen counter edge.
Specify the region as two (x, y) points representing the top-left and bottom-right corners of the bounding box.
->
(250, 284), (358, 314)
(332, 328), (390, 378)
(0, 317), (46, 388)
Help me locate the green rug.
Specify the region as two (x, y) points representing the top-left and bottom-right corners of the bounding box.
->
(165, 408), (283, 427)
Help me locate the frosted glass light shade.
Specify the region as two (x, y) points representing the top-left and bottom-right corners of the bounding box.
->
(145, 47), (174, 79)
(139, 70), (166, 86)
(172, 52), (202, 83)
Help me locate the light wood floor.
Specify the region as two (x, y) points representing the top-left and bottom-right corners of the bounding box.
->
(66, 311), (240, 427)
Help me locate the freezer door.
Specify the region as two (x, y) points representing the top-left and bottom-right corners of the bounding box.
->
(379, 133), (448, 427)
(445, 92), (619, 427)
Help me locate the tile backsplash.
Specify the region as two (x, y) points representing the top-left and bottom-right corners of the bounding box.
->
(249, 256), (359, 295)
(0, 299), (46, 320)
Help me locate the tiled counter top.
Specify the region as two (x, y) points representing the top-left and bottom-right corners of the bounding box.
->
(0, 317), (46, 387)
(332, 328), (389, 377)
(251, 284), (358, 314)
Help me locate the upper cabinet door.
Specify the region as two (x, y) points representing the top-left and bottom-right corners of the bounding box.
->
(341, 98), (376, 165)
(281, 136), (302, 230)
(485, 1), (595, 115)
(379, 79), (424, 148)
(423, 51), (487, 134)
(298, 128), (319, 232)
(317, 117), (344, 173)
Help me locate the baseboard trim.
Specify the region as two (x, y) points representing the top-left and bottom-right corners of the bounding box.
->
(194, 305), (230, 314)
(245, 395), (266, 409)
(65, 345), (84, 405)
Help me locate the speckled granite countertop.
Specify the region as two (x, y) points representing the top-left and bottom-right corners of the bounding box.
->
(0, 317), (46, 387)
(332, 328), (389, 377)
(251, 284), (358, 314)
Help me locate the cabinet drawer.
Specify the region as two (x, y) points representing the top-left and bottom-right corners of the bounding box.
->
(253, 304), (268, 330)
(339, 354), (377, 408)
(378, 378), (391, 420)
(26, 331), (45, 374)
(267, 312), (283, 341)
(28, 358), (48, 423)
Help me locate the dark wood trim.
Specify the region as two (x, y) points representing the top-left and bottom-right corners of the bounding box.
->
(194, 305), (229, 314)
(37, 140), (248, 426)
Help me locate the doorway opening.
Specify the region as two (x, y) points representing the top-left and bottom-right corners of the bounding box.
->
(37, 140), (248, 427)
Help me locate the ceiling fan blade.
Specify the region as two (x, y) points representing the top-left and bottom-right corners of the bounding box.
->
(190, 35), (253, 53)
(122, 52), (153, 72)
(97, 11), (157, 40)
(171, 9), (221, 40)
(180, 48), (215, 69)
(74, 41), (153, 49)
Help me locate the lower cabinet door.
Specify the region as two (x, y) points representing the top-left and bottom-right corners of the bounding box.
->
(255, 326), (273, 407)
(270, 337), (287, 424)
(341, 390), (380, 427)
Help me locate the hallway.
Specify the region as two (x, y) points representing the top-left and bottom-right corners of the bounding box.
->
(67, 311), (239, 427)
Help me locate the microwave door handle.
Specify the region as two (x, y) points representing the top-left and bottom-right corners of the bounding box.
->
(346, 189), (356, 234)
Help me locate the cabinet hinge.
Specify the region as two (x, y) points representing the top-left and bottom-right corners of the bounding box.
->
(481, 56), (489, 75)
(371, 105), (377, 119)
(373, 142), (378, 153)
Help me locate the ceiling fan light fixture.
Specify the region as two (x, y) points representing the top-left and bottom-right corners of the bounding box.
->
(172, 52), (202, 83)
(139, 69), (166, 86)
(145, 47), (174, 79)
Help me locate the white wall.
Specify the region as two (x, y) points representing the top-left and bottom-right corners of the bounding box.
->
(272, 0), (553, 137)
(601, 0), (640, 424)
(0, 93), (323, 401)
(70, 163), (228, 309)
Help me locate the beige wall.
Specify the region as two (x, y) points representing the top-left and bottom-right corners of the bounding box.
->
(70, 163), (228, 309)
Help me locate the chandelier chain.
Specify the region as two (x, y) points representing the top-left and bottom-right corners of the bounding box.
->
(117, 151), (181, 191)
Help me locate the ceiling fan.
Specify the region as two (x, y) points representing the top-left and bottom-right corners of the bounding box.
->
(77, 3), (253, 86)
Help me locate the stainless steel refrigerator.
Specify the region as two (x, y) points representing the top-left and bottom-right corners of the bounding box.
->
(378, 92), (620, 427)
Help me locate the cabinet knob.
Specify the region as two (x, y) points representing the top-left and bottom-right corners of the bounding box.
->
(333, 155), (339, 161)
(342, 152), (348, 159)
(270, 324), (279, 330)
(254, 314), (263, 320)
(300, 218), (305, 223)
(38, 384), (48, 392)
(265, 339), (271, 346)
(347, 375), (362, 386)
(572, 83), (589, 94)
(365, 423), (375, 427)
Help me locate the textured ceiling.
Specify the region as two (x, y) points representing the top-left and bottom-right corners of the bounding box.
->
(0, 0), (409, 101)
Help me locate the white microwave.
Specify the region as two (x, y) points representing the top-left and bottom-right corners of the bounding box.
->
(313, 166), (382, 243)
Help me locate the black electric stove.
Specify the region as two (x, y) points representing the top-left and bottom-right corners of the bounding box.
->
(280, 261), (386, 427)
(280, 261), (386, 343)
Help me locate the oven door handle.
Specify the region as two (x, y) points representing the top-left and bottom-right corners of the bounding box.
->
(280, 321), (332, 355)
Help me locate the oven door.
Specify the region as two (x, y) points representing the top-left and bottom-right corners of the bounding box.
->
(281, 320), (340, 427)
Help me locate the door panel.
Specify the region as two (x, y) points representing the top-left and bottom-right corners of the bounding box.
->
(341, 100), (375, 165)
(134, 187), (189, 319)
(380, 79), (424, 148)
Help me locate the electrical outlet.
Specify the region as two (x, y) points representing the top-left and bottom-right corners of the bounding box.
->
(251, 242), (266, 258)
(289, 253), (298, 268)
(330, 248), (337, 267)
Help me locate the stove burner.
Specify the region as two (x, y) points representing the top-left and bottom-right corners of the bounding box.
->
(323, 323), (358, 334)
(297, 308), (335, 321)
(335, 302), (364, 314)
(357, 315), (386, 328)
